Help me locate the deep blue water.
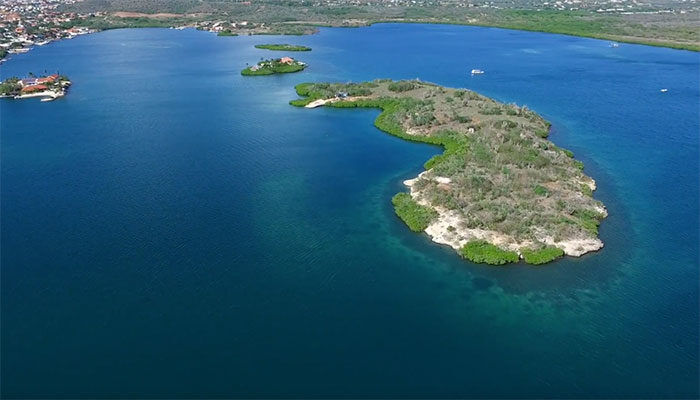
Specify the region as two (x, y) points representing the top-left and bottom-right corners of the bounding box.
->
(1, 24), (698, 398)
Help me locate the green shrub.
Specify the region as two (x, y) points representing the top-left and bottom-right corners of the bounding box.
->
(391, 193), (438, 232)
(424, 154), (447, 169)
(254, 44), (311, 51)
(0, 77), (21, 95)
(581, 184), (593, 197)
(534, 185), (549, 196)
(480, 106), (503, 115)
(573, 209), (603, 234)
(494, 119), (518, 129)
(388, 80), (418, 92)
(289, 98), (313, 106)
(460, 240), (519, 265)
(452, 113), (471, 123)
(521, 246), (564, 264)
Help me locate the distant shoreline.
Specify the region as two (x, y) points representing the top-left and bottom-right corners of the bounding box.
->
(2, 20), (693, 66)
(363, 19), (699, 52)
(88, 14), (699, 52)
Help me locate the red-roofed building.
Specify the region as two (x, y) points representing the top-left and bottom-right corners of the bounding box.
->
(21, 84), (48, 93)
(280, 57), (294, 64)
(36, 75), (57, 84)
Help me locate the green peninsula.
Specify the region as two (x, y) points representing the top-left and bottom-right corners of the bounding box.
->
(241, 57), (307, 76)
(291, 79), (607, 265)
(255, 44), (311, 51)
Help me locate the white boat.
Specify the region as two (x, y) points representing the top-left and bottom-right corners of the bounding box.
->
(40, 97), (55, 102)
(8, 47), (30, 54)
(610, 42), (620, 48)
(660, 88), (668, 92)
(471, 69), (484, 75)
(36, 40), (51, 46)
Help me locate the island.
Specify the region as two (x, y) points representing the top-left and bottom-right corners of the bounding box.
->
(241, 57), (307, 76)
(254, 44), (312, 51)
(0, 74), (71, 101)
(291, 79), (608, 265)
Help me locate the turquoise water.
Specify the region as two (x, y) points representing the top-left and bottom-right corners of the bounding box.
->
(1, 25), (698, 398)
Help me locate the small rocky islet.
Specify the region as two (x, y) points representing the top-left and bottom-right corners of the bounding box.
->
(291, 79), (607, 265)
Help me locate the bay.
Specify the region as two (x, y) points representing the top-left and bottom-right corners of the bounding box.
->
(1, 24), (698, 397)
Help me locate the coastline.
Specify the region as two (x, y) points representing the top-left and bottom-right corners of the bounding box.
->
(304, 96), (367, 108)
(3, 18), (694, 66)
(12, 90), (64, 100)
(364, 19), (700, 52)
(404, 171), (606, 258)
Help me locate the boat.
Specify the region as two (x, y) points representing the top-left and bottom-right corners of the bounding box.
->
(40, 97), (55, 102)
(660, 88), (668, 92)
(8, 48), (31, 54)
(471, 69), (485, 75)
(610, 42), (620, 48)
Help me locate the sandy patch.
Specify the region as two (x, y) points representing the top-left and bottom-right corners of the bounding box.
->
(304, 96), (368, 108)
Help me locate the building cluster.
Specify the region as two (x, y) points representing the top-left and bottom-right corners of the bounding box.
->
(0, 73), (70, 101)
(18, 73), (59, 92)
(0, 0), (100, 61)
(194, 19), (266, 34)
(249, 56), (302, 71)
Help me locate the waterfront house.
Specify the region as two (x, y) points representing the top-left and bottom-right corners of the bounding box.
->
(36, 74), (58, 84)
(280, 57), (294, 64)
(19, 78), (38, 86)
(21, 84), (47, 93)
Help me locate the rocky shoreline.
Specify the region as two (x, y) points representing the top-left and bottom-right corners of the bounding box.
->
(404, 171), (606, 259)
